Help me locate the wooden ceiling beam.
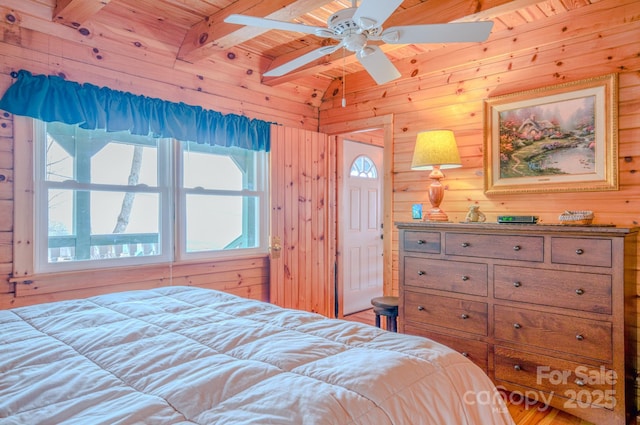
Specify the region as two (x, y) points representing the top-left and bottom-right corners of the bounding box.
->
(53, 0), (111, 28)
(177, 0), (333, 63)
(261, 0), (544, 86)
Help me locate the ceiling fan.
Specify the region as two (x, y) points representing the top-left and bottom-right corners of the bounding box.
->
(224, 0), (494, 85)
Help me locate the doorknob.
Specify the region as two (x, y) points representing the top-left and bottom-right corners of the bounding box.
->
(270, 236), (282, 259)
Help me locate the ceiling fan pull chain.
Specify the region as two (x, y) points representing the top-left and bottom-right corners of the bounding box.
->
(342, 46), (346, 108)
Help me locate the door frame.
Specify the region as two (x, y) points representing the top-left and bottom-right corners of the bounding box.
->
(339, 139), (384, 315)
(320, 115), (394, 318)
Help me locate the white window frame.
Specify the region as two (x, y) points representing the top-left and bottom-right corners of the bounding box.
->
(31, 120), (174, 273)
(13, 116), (269, 276)
(175, 141), (269, 261)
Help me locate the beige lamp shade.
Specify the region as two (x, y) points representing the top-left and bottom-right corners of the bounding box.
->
(411, 130), (462, 170)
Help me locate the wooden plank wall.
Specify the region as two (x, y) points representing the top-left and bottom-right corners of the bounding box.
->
(319, 0), (640, 409)
(5, 255), (270, 309)
(0, 10), (319, 308)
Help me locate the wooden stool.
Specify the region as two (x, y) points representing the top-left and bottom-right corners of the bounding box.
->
(371, 296), (399, 332)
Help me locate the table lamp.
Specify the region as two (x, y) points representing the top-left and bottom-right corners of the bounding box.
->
(411, 130), (461, 221)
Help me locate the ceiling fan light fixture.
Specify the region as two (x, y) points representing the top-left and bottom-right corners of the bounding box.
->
(344, 33), (367, 52)
(357, 17), (378, 30)
(381, 30), (399, 43)
(357, 46), (376, 58)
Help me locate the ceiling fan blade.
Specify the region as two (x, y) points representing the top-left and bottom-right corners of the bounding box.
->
(353, 0), (403, 29)
(225, 14), (324, 35)
(263, 44), (343, 77)
(356, 45), (401, 85)
(382, 21), (494, 44)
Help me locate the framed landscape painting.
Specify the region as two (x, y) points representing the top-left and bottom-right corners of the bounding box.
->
(483, 74), (618, 195)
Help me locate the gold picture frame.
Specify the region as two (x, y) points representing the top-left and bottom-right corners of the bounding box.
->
(483, 74), (618, 195)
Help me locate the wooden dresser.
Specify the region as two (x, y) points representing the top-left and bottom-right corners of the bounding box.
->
(397, 222), (637, 425)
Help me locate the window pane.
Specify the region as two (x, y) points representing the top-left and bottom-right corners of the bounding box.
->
(45, 122), (159, 186)
(47, 189), (161, 263)
(185, 194), (260, 252)
(45, 135), (74, 183)
(350, 155), (378, 178)
(91, 142), (158, 186)
(182, 142), (257, 190)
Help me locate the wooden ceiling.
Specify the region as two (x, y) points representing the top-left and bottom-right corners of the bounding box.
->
(4, 0), (596, 91)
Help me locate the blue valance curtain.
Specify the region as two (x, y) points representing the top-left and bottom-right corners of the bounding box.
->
(0, 70), (271, 151)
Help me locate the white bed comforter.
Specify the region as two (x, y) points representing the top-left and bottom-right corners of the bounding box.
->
(0, 286), (514, 424)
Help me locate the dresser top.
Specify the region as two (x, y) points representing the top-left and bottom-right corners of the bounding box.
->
(395, 221), (639, 236)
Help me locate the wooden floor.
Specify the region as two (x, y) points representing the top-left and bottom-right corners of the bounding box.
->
(343, 309), (595, 425)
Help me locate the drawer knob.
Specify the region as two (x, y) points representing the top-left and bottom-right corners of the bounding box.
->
(461, 242), (470, 248)
(576, 248), (584, 255)
(417, 239), (426, 245)
(575, 379), (586, 387)
(461, 275), (469, 281)
(460, 313), (469, 319)
(513, 281), (522, 288)
(461, 352), (469, 357)
(513, 245), (521, 251)
(513, 323), (521, 329)
(417, 306), (425, 311)
(514, 364), (522, 371)
(575, 288), (584, 295)
(417, 270), (426, 276)
(576, 334), (584, 341)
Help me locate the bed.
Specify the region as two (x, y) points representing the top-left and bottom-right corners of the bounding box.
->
(1, 286), (514, 424)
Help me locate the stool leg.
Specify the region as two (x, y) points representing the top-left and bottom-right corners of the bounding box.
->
(390, 316), (397, 332)
(375, 314), (381, 328)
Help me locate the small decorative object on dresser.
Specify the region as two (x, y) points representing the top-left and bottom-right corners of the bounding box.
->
(465, 205), (487, 223)
(559, 210), (594, 225)
(412, 203), (423, 220)
(397, 221), (637, 425)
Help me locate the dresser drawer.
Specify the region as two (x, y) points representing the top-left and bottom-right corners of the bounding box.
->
(404, 291), (488, 336)
(494, 305), (612, 362)
(494, 265), (612, 314)
(403, 231), (441, 253)
(445, 233), (543, 262)
(551, 237), (612, 267)
(405, 257), (488, 296)
(495, 346), (615, 410)
(404, 325), (488, 372)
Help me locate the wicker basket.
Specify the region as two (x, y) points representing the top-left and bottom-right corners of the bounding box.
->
(558, 210), (594, 225)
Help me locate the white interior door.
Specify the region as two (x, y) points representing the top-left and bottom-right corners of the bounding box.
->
(340, 140), (383, 314)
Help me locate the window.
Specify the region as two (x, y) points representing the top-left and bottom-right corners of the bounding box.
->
(19, 118), (268, 273)
(178, 142), (267, 259)
(349, 155), (378, 178)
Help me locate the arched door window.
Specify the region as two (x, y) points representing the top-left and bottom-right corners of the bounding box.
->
(349, 155), (378, 178)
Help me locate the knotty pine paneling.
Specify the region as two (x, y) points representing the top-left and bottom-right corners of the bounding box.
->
(320, 0), (640, 411)
(4, 255), (269, 309)
(0, 29), (320, 129)
(0, 7), (320, 305)
(0, 0), (323, 305)
(270, 126), (332, 316)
